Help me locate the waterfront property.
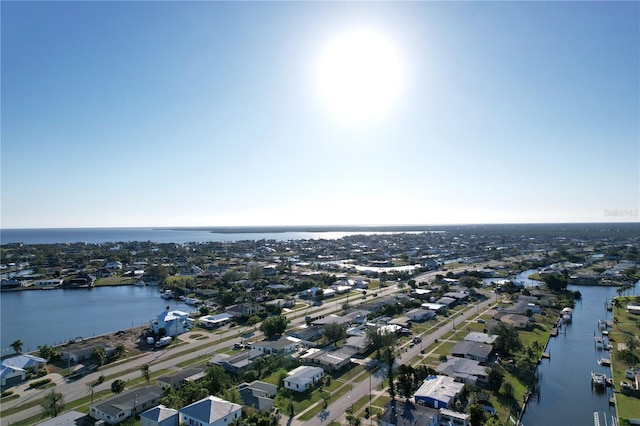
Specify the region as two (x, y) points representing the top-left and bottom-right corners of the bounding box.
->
(151, 309), (193, 337)
(198, 313), (232, 329)
(90, 385), (164, 425)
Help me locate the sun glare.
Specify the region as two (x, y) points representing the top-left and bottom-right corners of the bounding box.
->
(315, 28), (404, 124)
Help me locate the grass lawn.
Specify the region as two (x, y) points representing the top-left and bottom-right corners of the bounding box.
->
(94, 276), (136, 286)
(609, 297), (640, 423)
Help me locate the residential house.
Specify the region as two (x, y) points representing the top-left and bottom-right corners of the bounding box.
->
(237, 381), (278, 413)
(251, 336), (298, 356)
(439, 408), (470, 426)
(287, 325), (323, 343)
(151, 310), (193, 337)
(156, 366), (206, 391)
(226, 303), (264, 318)
(140, 405), (179, 426)
(61, 344), (115, 364)
(105, 261), (123, 270)
(89, 385), (164, 425)
(343, 335), (368, 354)
(302, 347), (356, 371)
(283, 366), (324, 392)
(378, 400), (439, 426)
(498, 314), (531, 329)
(198, 313), (233, 329)
(179, 396), (242, 426)
(463, 332), (498, 345)
(1, 354), (47, 387)
(414, 375), (465, 409)
(406, 308), (436, 322)
(420, 303), (447, 314)
(209, 351), (261, 374)
(35, 411), (88, 426)
(435, 357), (488, 386)
(450, 340), (493, 364)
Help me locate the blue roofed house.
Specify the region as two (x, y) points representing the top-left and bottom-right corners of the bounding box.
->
(151, 309), (193, 337)
(1, 354), (47, 388)
(179, 396), (242, 426)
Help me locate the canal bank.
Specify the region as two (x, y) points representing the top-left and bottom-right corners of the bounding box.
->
(519, 282), (638, 426)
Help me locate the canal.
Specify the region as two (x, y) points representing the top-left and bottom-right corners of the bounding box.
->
(520, 281), (638, 426)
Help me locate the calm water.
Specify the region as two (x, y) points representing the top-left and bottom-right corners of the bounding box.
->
(0, 286), (199, 353)
(520, 282), (638, 426)
(0, 227), (426, 245)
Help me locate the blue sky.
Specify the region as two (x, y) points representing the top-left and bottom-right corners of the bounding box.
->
(2, 1), (638, 228)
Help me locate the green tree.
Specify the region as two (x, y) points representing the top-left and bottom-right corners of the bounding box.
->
(365, 327), (397, 358)
(468, 404), (486, 426)
(490, 323), (522, 356)
(460, 276), (481, 289)
(259, 315), (289, 338)
(38, 345), (60, 362)
(114, 344), (126, 359)
(41, 390), (65, 418)
(246, 315), (262, 327)
(111, 379), (126, 394)
(542, 274), (568, 292)
(346, 413), (361, 426)
(92, 347), (107, 367)
(323, 322), (347, 346)
(140, 364), (151, 384)
(486, 365), (505, 391)
(10, 339), (23, 354)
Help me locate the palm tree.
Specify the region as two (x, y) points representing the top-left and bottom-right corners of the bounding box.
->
(10, 339), (23, 354)
(140, 364), (151, 384)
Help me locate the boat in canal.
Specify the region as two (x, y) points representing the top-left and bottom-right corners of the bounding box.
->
(597, 358), (611, 366)
(591, 372), (607, 388)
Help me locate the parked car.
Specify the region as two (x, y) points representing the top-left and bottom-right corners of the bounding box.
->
(620, 381), (632, 390)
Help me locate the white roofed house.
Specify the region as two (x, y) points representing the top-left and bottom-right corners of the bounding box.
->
(283, 366), (324, 392)
(251, 336), (298, 356)
(179, 396), (242, 426)
(413, 375), (465, 409)
(151, 309), (193, 337)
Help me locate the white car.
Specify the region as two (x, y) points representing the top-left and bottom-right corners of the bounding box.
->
(620, 381), (632, 390)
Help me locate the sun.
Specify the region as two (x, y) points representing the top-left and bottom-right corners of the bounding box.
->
(315, 28), (404, 124)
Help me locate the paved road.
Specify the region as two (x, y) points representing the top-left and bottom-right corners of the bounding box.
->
(287, 294), (498, 426)
(1, 263), (499, 425)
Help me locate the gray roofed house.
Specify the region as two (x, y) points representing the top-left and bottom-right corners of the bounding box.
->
(156, 366), (207, 390)
(179, 395), (242, 426)
(35, 411), (88, 426)
(450, 340), (493, 363)
(90, 385), (164, 425)
(435, 357), (488, 385)
(344, 335), (368, 354)
(209, 350), (261, 374)
(303, 347), (356, 371)
(378, 400), (440, 426)
(406, 308), (436, 322)
(251, 336), (297, 356)
(140, 405), (179, 426)
(237, 381), (278, 412)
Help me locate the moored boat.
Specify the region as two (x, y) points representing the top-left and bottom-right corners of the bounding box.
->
(161, 290), (173, 299)
(597, 358), (611, 366)
(591, 371), (607, 388)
